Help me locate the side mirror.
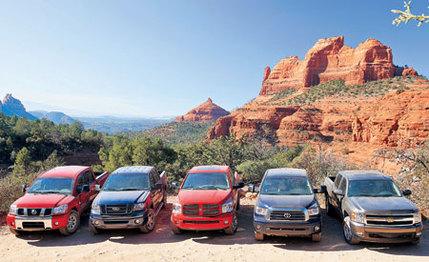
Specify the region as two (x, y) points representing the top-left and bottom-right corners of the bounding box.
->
(95, 184), (101, 192)
(333, 189), (344, 196)
(402, 189), (412, 196)
(170, 181), (180, 189)
(233, 181), (245, 189)
(313, 186), (327, 194)
(21, 184), (28, 194)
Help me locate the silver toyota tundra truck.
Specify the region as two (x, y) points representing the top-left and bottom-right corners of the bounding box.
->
(324, 170), (423, 245)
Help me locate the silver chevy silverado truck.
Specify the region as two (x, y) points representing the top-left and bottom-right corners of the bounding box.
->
(324, 170), (423, 244)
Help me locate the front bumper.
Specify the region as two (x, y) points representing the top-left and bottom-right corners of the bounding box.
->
(6, 213), (69, 232)
(90, 212), (147, 230)
(350, 221), (423, 243)
(171, 212), (233, 231)
(254, 215), (321, 237)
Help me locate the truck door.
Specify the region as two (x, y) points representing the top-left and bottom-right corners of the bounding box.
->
(76, 172), (91, 212)
(149, 169), (162, 210)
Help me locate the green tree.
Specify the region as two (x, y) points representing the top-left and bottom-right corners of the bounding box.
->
(13, 147), (31, 175)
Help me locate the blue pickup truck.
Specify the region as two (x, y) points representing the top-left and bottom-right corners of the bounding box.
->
(89, 166), (167, 234)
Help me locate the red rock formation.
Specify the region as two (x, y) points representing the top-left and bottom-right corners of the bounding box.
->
(176, 98), (229, 122)
(260, 36), (400, 95)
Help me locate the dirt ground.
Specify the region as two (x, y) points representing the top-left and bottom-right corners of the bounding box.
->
(0, 197), (427, 262)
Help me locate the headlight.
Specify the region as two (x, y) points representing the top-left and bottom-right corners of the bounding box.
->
(222, 198), (234, 213)
(307, 202), (320, 216)
(172, 203), (182, 214)
(9, 204), (18, 215)
(255, 206), (268, 216)
(91, 202), (101, 215)
(350, 211), (365, 224)
(413, 211), (422, 224)
(53, 204), (68, 215)
(133, 202), (146, 211)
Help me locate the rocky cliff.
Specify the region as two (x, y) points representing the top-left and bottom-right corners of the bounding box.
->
(1, 94), (37, 120)
(176, 98), (229, 122)
(260, 36), (417, 95)
(209, 36), (429, 166)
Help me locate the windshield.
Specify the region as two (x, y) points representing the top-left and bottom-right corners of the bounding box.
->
(27, 178), (73, 195)
(348, 179), (401, 197)
(103, 173), (149, 191)
(182, 172), (230, 190)
(260, 175), (313, 195)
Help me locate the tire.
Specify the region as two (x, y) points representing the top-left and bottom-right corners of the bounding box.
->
(140, 208), (156, 233)
(224, 212), (238, 235)
(342, 216), (360, 245)
(89, 222), (100, 235)
(59, 210), (80, 236)
(255, 232), (265, 241)
(171, 223), (182, 235)
(311, 232), (322, 242)
(411, 238), (420, 245)
(9, 228), (21, 237)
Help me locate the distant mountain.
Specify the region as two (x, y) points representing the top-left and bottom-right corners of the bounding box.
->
(175, 98), (229, 122)
(0, 94), (37, 120)
(30, 110), (77, 125)
(75, 116), (171, 134)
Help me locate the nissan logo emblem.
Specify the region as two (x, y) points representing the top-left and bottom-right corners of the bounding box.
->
(31, 209), (37, 215)
(283, 212), (292, 219)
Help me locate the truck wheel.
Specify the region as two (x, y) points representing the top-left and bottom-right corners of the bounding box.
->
(411, 238), (420, 245)
(224, 212), (238, 235)
(171, 223), (182, 235)
(311, 232), (321, 242)
(59, 210), (80, 236)
(140, 208), (156, 233)
(9, 228), (22, 237)
(342, 216), (359, 245)
(89, 222), (100, 235)
(255, 232), (264, 241)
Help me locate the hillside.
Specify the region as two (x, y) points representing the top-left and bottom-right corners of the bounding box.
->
(142, 121), (214, 144)
(0, 94), (36, 120)
(209, 36), (429, 168)
(30, 110), (77, 125)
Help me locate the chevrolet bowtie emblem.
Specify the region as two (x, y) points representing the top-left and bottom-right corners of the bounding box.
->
(386, 217), (395, 223)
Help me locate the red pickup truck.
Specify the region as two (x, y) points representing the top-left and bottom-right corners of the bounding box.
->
(170, 165), (244, 235)
(6, 166), (109, 236)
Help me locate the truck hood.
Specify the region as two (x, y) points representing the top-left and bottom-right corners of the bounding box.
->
(13, 193), (75, 208)
(257, 194), (316, 209)
(94, 190), (149, 205)
(349, 196), (418, 213)
(178, 189), (231, 205)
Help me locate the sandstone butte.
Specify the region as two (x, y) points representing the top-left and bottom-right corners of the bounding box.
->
(176, 98), (229, 122)
(208, 36), (429, 168)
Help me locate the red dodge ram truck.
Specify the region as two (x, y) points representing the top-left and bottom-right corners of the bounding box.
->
(7, 166), (109, 236)
(171, 165), (244, 235)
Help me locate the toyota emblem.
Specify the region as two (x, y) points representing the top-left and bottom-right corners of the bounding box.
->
(283, 212), (292, 219)
(31, 209), (37, 215)
(112, 207), (120, 211)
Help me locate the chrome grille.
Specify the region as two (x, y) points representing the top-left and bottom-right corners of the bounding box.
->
(202, 204), (220, 216)
(269, 210), (306, 221)
(366, 214), (414, 226)
(183, 204), (221, 216)
(17, 208), (52, 217)
(183, 204), (199, 216)
(101, 205), (132, 215)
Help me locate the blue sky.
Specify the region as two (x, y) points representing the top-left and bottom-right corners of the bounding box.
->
(0, 0), (428, 117)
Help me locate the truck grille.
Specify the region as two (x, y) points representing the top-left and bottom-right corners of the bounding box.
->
(366, 214), (414, 226)
(269, 210), (306, 221)
(182, 204), (221, 216)
(17, 208), (52, 217)
(101, 205), (132, 215)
